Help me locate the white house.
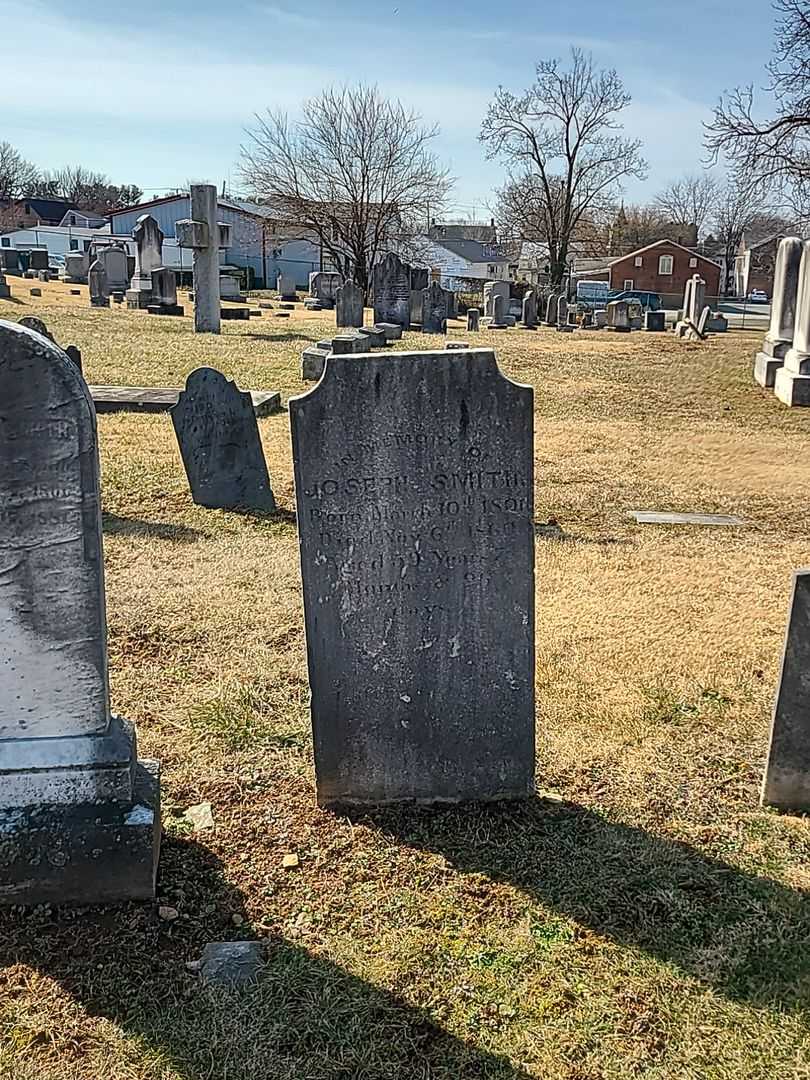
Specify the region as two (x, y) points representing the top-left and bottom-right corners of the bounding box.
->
(418, 236), (512, 289)
(0, 223), (132, 259)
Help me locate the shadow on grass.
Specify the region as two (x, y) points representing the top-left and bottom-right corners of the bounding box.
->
(102, 512), (205, 543)
(1, 837), (529, 1080)
(356, 797), (810, 1013)
(237, 331), (311, 342)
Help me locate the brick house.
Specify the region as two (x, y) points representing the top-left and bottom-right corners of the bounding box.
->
(606, 240), (721, 300)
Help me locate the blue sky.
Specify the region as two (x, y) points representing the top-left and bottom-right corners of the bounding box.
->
(4, 0), (775, 217)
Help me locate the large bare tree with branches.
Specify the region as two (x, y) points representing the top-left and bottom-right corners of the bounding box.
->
(654, 173), (719, 236)
(240, 85), (451, 292)
(0, 142), (39, 199)
(32, 166), (141, 213)
(705, 0), (810, 214)
(480, 48), (647, 286)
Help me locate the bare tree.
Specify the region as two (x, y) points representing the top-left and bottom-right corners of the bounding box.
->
(33, 166), (142, 213)
(705, 0), (810, 213)
(0, 142), (39, 198)
(240, 85), (452, 292)
(710, 179), (769, 294)
(654, 173), (718, 236)
(480, 48), (647, 287)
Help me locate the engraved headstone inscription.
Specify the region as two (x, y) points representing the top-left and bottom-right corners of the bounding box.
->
(0, 320), (160, 905)
(290, 348), (535, 807)
(171, 367), (276, 511)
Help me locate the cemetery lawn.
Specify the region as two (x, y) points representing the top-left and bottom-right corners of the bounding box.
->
(3, 279), (810, 1080)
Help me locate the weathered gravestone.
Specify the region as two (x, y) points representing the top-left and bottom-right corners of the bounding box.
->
(309, 271), (342, 307)
(88, 259), (110, 307)
(171, 367), (276, 510)
(761, 570), (810, 811)
(0, 273), (9, 300)
(372, 252), (411, 329)
(290, 348), (535, 806)
(0, 320), (161, 905)
(606, 299), (630, 331)
(148, 267), (183, 316)
(545, 293), (558, 326)
(755, 236), (803, 388)
(277, 272), (297, 301)
(95, 245), (129, 292)
(467, 308), (480, 332)
(336, 279), (364, 328)
(483, 281), (509, 318)
(126, 213), (164, 309)
(421, 281), (448, 334)
(520, 290), (537, 329)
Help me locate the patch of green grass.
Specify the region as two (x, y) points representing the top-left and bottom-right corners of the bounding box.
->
(188, 679), (307, 751)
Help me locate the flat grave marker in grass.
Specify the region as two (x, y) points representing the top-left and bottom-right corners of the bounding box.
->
(628, 510), (747, 526)
(89, 384), (280, 415)
(0, 320), (160, 906)
(171, 367), (276, 511)
(290, 348), (535, 807)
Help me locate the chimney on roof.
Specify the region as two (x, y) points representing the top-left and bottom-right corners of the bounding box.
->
(490, 217), (495, 228)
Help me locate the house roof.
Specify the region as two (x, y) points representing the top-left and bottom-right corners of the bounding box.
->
(108, 192), (278, 223)
(611, 238), (721, 267)
(0, 196), (78, 220)
(431, 237), (510, 264)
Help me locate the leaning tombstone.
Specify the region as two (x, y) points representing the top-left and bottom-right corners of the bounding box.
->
(761, 570), (810, 811)
(421, 281), (448, 334)
(372, 252), (411, 329)
(88, 259), (110, 307)
(467, 308), (480, 332)
(0, 320), (161, 905)
(754, 236), (803, 388)
(336, 279), (364, 328)
(775, 241), (810, 407)
(290, 348), (535, 806)
(171, 367), (276, 510)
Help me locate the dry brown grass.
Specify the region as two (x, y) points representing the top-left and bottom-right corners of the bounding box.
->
(2, 278), (810, 1079)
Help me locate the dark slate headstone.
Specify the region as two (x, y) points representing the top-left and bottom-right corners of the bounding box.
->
(290, 348), (535, 807)
(410, 267), (430, 292)
(64, 345), (83, 374)
(421, 281), (448, 334)
(372, 252), (411, 329)
(467, 308), (480, 332)
(762, 571), (810, 811)
(17, 316), (53, 341)
(171, 367), (276, 511)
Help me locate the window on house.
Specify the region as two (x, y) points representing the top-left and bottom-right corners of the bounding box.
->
(623, 278), (634, 290)
(488, 264), (495, 274)
(658, 254), (674, 275)
(83, 240), (91, 251)
(0, 237), (9, 247)
(689, 257), (698, 268)
(69, 239), (79, 250)
(634, 256), (642, 267)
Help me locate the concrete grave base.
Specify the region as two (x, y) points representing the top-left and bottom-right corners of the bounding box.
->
(754, 351), (783, 388)
(356, 326), (387, 348)
(775, 368), (810, 406)
(375, 322), (403, 341)
(302, 345), (331, 382)
(0, 761), (161, 907)
(221, 308), (250, 320)
(126, 290), (153, 309)
(147, 304), (184, 316)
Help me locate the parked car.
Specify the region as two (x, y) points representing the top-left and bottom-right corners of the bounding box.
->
(606, 289), (662, 310)
(747, 289), (769, 303)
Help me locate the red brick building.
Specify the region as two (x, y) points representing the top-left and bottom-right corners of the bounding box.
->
(607, 240), (722, 300)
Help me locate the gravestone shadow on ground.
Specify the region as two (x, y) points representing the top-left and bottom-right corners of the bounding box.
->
(1, 837), (531, 1080)
(356, 797), (810, 1012)
(102, 512), (205, 543)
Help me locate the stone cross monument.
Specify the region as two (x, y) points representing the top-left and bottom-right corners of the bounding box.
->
(176, 184), (231, 334)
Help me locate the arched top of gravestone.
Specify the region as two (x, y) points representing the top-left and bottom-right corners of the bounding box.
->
(289, 347), (531, 415)
(1, 320), (95, 436)
(133, 213), (164, 245)
(17, 315), (53, 341)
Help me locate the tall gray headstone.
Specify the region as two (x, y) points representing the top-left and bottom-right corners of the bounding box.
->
(0, 320), (160, 905)
(421, 281), (448, 334)
(277, 272), (297, 300)
(171, 367), (276, 511)
(545, 293), (558, 326)
(95, 245), (129, 291)
(755, 237), (803, 388)
(290, 348), (535, 807)
(148, 267), (183, 316)
(491, 294), (507, 326)
(175, 185), (226, 334)
(483, 281), (509, 318)
(762, 570), (810, 811)
(336, 279), (364, 328)
(467, 308), (480, 332)
(126, 214), (164, 309)
(775, 241), (810, 406)
(88, 259), (110, 308)
(521, 290), (537, 328)
(372, 252), (411, 329)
